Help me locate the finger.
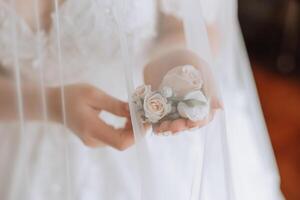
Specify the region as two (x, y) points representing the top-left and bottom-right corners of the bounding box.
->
(142, 123), (151, 135)
(169, 119), (188, 133)
(186, 110), (215, 129)
(211, 97), (223, 110)
(89, 117), (134, 151)
(92, 90), (130, 117)
(153, 124), (160, 133)
(143, 123), (151, 130)
(103, 96), (129, 117)
(124, 119), (132, 130)
(187, 118), (209, 129)
(156, 120), (171, 133)
(82, 136), (106, 148)
(125, 119), (150, 133)
(208, 109), (216, 122)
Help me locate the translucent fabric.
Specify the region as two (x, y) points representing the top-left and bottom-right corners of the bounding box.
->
(116, 0), (234, 199)
(0, 0), (283, 200)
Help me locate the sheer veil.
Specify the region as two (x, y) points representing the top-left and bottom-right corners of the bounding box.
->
(119, 0), (283, 199)
(117, 0), (283, 199)
(0, 0), (284, 199)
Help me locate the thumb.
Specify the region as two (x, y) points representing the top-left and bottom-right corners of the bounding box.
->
(211, 97), (223, 110)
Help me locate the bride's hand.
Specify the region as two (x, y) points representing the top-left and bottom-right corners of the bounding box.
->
(153, 109), (217, 135)
(144, 49), (222, 135)
(47, 84), (134, 150)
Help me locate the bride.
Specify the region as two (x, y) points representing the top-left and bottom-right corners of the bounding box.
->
(0, 0), (283, 199)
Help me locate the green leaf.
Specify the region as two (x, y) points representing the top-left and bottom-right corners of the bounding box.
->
(183, 99), (206, 107)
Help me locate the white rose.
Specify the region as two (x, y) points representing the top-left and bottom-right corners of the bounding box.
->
(134, 85), (151, 99)
(160, 86), (173, 98)
(133, 85), (151, 109)
(177, 90), (209, 121)
(160, 65), (203, 97)
(144, 92), (171, 123)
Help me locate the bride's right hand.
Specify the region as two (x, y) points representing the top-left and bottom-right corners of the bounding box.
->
(47, 84), (134, 150)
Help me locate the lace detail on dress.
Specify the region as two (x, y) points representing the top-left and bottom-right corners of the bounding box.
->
(0, 0), (157, 85)
(0, 2), (47, 74)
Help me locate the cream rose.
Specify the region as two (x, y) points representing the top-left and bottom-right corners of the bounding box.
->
(144, 92), (171, 123)
(133, 85), (151, 99)
(132, 85), (151, 109)
(160, 65), (203, 97)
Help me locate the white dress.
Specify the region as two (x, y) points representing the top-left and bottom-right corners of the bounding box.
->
(0, 0), (283, 200)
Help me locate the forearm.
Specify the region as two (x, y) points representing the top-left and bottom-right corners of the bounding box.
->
(144, 13), (219, 88)
(144, 15), (188, 88)
(0, 78), (55, 121)
(144, 49), (202, 89)
(151, 14), (186, 59)
(154, 13), (219, 56)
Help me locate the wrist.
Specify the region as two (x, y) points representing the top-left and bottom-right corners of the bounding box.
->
(47, 87), (62, 123)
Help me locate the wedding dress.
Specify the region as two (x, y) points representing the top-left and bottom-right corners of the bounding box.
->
(0, 0), (284, 200)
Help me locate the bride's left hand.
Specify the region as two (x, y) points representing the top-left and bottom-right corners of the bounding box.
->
(144, 49), (222, 135)
(153, 102), (220, 135)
